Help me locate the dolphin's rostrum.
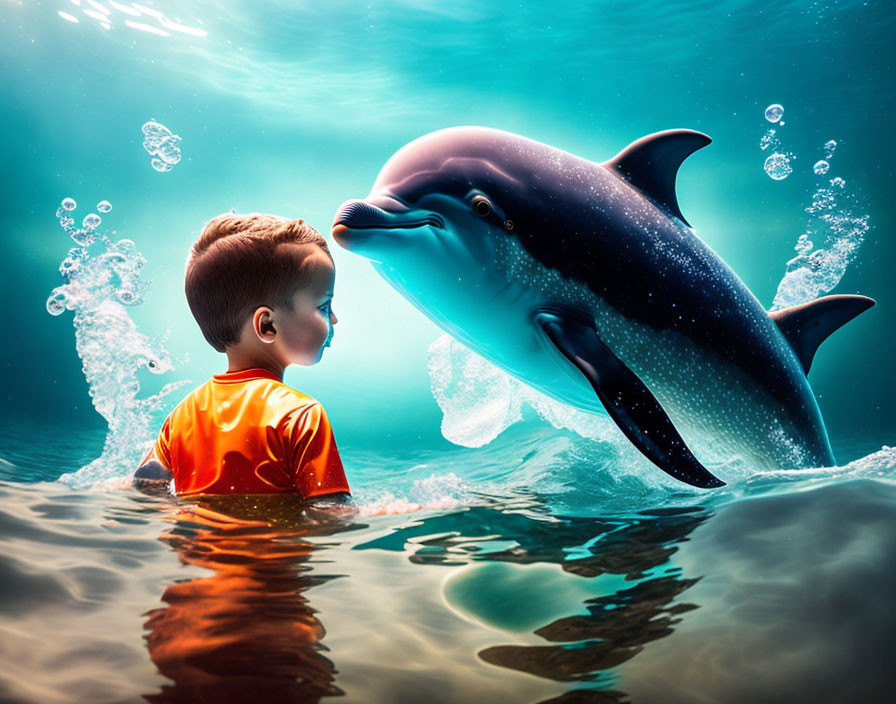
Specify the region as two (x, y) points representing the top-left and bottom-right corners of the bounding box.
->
(332, 126), (874, 488)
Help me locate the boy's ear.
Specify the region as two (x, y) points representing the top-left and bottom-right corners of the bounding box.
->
(252, 307), (277, 343)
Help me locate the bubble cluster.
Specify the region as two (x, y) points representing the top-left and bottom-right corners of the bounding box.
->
(765, 104), (784, 123)
(142, 120), (182, 173)
(47, 197), (189, 487)
(759, 129), (780, 152)
(772, 173), (870, 311)
(764, 152), (793, 180)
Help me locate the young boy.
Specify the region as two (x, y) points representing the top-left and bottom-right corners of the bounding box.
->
(133, 213), (351, 508)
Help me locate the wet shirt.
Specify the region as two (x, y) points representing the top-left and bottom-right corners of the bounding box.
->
(141, 368), (349, 497)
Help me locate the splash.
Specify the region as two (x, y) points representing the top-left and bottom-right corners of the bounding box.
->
(427, 334), (623, 449)
(47, 198), (189, 487)
(757, 106), (868, 310)
(356, 472), (468, 516)
(770, 154), (869, 310)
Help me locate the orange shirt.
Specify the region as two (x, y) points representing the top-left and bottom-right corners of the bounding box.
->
(141, 368), (349, 497)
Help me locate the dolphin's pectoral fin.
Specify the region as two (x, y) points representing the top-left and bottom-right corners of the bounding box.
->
(534, 307), (725, 489)
(601, 129), (711, 227)
(770, 294), (875, 374)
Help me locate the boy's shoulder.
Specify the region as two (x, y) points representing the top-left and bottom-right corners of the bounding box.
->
(171, 373), (323, 425)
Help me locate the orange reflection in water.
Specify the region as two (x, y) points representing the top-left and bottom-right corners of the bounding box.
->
(143, 497), (354, 703)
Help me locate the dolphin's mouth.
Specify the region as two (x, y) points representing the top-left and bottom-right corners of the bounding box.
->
(332, 198), (444, 232)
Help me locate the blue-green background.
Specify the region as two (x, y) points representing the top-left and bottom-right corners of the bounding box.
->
(2, 0), (893, 460)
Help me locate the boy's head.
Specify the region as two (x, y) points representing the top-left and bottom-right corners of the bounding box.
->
(185, 213), (337, 366)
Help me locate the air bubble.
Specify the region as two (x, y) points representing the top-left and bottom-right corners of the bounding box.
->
(70, 229), (95, 246)
(151, 157), (175, 173)
(156, 135), (182, 165)
(142, 120), (182, 173)
(764, 104), (784, 123)
(823, 139), (837, 158)
(61, 197), (77, 211)
(764, 152), (793, 180)
(97, 200), (112, 213)
(83, 213), (102, 229)
(759, 129), (779, 151)
(813, 160), (830, 175)
(46, 291), (67, 316)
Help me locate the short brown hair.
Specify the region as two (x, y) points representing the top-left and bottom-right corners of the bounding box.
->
(185, 213), (332, 352)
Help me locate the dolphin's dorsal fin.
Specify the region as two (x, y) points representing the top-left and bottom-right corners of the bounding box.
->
(602, 129), (711, 227)
(770, 294), (875, 374)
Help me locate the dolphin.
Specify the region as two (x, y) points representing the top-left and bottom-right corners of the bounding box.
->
(331, 126), (874, 488)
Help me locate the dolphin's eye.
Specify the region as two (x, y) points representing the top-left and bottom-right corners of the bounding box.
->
(472, 196), (492, 217)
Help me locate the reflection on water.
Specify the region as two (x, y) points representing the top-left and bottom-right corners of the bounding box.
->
(143, 496), (362, 703)
(357, 499), (710, 700)
(0, 474), (894, 702)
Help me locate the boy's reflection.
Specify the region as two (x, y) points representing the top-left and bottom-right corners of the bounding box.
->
(143, 495), (358, 704)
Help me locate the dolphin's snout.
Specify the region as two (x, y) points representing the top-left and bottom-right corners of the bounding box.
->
(333, 199), (392, 229)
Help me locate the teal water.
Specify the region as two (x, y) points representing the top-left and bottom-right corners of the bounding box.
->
(2, 1), (895, 701)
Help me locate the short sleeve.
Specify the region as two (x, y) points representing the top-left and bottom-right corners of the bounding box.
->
(139, 415), (173, 471)
(284, 402), (350, 498)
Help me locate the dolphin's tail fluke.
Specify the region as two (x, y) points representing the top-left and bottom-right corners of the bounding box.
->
(769, 294), (875, 374)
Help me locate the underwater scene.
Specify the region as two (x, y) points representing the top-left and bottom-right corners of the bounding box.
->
(2, 1), (895, 702)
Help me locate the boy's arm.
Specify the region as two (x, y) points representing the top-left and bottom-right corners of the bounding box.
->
(303, 491), (358, 522)
(133, 417), (174, 494)
(132, 460), (173, 494)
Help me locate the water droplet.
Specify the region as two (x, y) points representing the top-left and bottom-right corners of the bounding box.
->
(813, 160), (830, 175)
(83, 213), (102, 229)
(97, 200), (112, 213)
(61, 197), (77, 211)
(764, 104), (784, 123)
(823, 139), (837, 158)
(764, 152), (793, 180)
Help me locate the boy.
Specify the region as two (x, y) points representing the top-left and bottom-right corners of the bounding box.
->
(133, 213), (351, 509)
